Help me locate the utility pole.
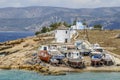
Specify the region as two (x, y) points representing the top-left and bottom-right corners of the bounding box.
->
(83, 20), (90, 42)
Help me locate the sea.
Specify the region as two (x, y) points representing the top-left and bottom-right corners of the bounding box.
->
(0, 70), (120, 80)
(0, 31), (120, 80)
(0, 31), (34, 42)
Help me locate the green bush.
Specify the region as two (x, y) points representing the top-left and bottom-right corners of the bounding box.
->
(93, 24), (102, 30)
(35, 31), (40, 35)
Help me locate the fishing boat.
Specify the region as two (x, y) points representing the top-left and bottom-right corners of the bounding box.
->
(92, 43), (104, 52)
(67, 50), (85, 68)
(38, 50), (51, 63)
(102, 54), (114, 66)
(49, 49), (65, 64)
(75, 40), (91, 56)
(91, 52), (103, 66)
(37, 45), (51, 62)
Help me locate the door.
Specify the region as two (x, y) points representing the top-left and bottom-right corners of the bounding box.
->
(44, 47), (47, 50)
(65, 39), (68, 43)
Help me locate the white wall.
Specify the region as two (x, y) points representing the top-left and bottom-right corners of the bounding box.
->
(76, 22), (84, 29)
(55, 30), (70, 43)
(71, 21), (85, 30)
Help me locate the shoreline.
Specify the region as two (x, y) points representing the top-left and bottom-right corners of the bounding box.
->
(0, 65), (120, 75)
(0, 30), (120, 75)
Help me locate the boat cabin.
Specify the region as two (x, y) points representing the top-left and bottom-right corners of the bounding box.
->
(39, 45), (49, 51)
(75, 40), (91, 56)
(67, 51), (81, 59)
(66, 50), (85, 68)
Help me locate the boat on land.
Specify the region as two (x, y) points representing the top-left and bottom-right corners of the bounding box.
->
(91, 52), (103, 66)
(92, 43), (104, 52)
(66, 50), (85, 68)
(91, 51), (114, 66)
(102, 53), (114, 66)
(75, 40), (91, 56)
(49, 49), (65, 65)
(37, 45), (51, 62)
(38, 50), (51, 63)
(38, 45), (65, 64)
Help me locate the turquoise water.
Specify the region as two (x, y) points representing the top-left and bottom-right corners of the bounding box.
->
(0, 70), (120, 80)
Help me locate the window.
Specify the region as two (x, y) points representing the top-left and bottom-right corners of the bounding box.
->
(44, 47), (47, 50)
(66, 31), (67, 34)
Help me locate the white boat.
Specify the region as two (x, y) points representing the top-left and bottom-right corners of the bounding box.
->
(66, 50), (85, 68)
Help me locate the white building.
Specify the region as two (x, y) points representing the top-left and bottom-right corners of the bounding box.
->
(71, 21), (85, 30)
(55, 25), (71, 43)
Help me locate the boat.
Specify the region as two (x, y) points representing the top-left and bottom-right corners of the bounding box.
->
(92, 43), (104, 52)
(91, 52), (103, 66)
(67, 50), (85, 68)
(75, 40), (91, 56)
(49, 49), (65, 64)
(37, 45), (51, 62)
(50, 58), (59, 66)
(102, 54), (114, 66)
(38, 50), (51, 63)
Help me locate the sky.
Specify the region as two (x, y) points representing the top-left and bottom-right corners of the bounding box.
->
(0, 0), (120, 8)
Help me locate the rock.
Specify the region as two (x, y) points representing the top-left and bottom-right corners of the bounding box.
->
(0, 65), (11, 70)
(43, 71), (66, 76)
(6, 39), (24, 45)
(39, 67), (49, 73)
(0, 51), (9, 55)
(0, 43), (4, 46)
(19, 65), (33, 70)
(116, 64), (120, 66)
(9, 50), (20, 54)
(33, 38), (41, 41)
(11, 65), (20, 69)
(23, 43), (29, 47)
(0, 46), (12, 51)
(115, 34), (120, 39)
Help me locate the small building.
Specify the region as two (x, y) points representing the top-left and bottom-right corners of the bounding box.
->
(71, 21), (85, 30)
(55, 25), (71, 43)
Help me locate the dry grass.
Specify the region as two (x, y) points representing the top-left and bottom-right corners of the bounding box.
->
(77, 30), (120, 55)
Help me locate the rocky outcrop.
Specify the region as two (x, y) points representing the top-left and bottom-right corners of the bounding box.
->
(0, 46), (13, 51)
(115, 34), (120, 38)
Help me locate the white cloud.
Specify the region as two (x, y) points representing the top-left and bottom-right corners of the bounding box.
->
(0, 0), (120, 8)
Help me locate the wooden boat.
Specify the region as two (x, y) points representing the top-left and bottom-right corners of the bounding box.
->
(67, 51), (85, 68)
(38, 50), (51, 63)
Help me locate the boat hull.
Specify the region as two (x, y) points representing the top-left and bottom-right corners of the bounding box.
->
(68, 59), (85, 68)
(38, 50), (51, 63)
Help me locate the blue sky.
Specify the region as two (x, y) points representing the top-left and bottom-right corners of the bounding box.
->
(0, 0), (120, 8)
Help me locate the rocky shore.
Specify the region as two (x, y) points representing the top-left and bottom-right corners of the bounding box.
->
(0, 32), (120, 75)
